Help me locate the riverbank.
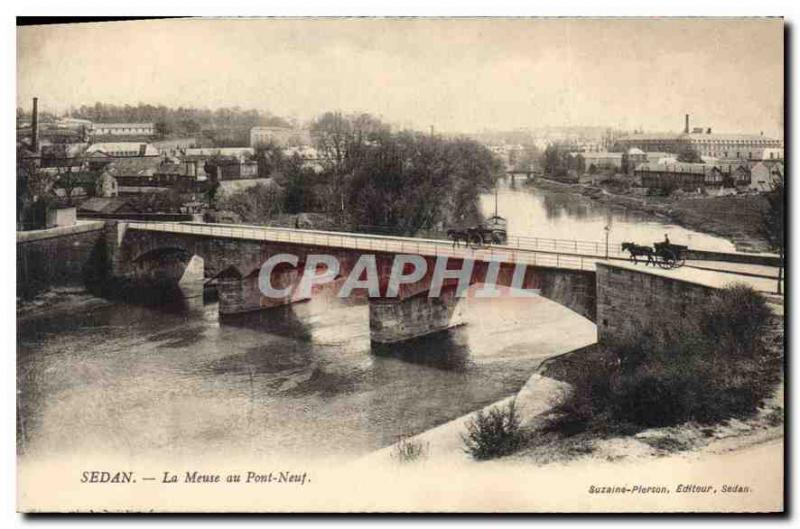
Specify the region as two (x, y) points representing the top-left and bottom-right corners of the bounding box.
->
(363, 297), (784, 471)
(528, 178), (771, 253)
(16, 286), (114, 322)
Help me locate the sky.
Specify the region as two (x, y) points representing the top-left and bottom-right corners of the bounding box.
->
(17, 18), (784, 137)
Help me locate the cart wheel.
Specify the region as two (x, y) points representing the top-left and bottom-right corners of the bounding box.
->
(676, 255), (686, 268)
(469, 233), (484, 249)
(492, 231), (506, 245)
(660, 250), (677, 269)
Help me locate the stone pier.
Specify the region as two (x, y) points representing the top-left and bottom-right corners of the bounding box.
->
(368, 287), (463, 344)
(217, 265), (308, 316)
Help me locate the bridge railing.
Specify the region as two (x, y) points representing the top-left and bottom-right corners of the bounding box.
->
(324, 224), (626, 258)
(175, 221), (626, 259)
(126, 221), (602, 272)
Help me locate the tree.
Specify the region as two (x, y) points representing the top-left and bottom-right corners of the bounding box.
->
(512, 145), (541, 172)
(216, 183), (284, 223)
(283, 153), (314, 214)
(154, 121), (170, 137)
(760, 174), (784, 294)
(541, 144), (562, 176)
(179, 119), (201, 134)
(676, 144), (703, 163)
(567, 153), (586, 175)
(253, 141), (286, 178)
(310, 111), (353, 175)
(345, 132), (500, 235)
(17, 147), (57, 230)
(53, 166), (85, 205)
(310, 111), (391, 220)
(205, 180), (221, 208)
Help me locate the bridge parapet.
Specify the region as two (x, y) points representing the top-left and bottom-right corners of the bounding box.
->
(596, 262), (720, 344)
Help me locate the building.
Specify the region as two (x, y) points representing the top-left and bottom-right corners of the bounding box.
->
(616, 115), (783, 161)
(756, 147), (784, 161)
(39, 143), (89, 169)
(95, 171), (119, 198)
(91, 123), (155, 136)
(184, 147), (254, 161)
(56, 117), (93, 129)
(152, 138), (198, 156)
(250, 126), (310, 147)
(634, 162), (726, 192)
(621, 148), (647, 175)
(86, 142), (160, 158)
(579, 152), (623, 172)
(202, 158), (259, 181)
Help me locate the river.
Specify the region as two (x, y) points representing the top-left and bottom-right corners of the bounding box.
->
(482, 178), (736, 253)
(17, 183), (733, 464)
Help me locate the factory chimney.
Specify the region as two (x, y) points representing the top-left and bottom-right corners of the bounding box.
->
(31, 97), (39, 152)
(684, 113), (689, 134)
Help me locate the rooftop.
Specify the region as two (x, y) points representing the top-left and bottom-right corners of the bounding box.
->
(635, 162), (713, 174)
(92, 123), (154, 128)
(619, 132), (781, 143)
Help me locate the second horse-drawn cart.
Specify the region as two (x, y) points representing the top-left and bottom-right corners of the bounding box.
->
(447, 215), (508, 249)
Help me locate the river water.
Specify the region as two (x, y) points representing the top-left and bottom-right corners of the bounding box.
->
(482, 178), (736, 253)
(17, 183), (733, 464)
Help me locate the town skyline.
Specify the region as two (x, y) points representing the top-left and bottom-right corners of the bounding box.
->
(17, 18), (784, 138)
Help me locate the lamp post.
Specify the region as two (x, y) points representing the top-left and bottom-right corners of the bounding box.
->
(604, 224), (611, 259)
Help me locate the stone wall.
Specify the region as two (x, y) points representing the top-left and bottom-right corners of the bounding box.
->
(595, 262), (718, 344)
(531, 268), (597, 322)
(17, 222), (107, 297)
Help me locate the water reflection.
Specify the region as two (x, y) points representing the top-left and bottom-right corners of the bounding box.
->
(220, 302), (314, 341)
(371, 326), (473, 372)
(483, 179), (736, 252)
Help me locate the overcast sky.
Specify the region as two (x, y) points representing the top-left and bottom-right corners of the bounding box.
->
(17, 18), (784, 137)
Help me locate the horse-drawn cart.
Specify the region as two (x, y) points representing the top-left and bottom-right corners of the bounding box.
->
(653, 241), (688, 269)
(447, 216), (508, 249)
(622, 240), (688, 269)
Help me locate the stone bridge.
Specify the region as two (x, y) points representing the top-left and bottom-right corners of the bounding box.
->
(106, 221), (598, 344)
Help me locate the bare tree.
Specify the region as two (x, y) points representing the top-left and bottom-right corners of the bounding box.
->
(54, 166), (84, 205)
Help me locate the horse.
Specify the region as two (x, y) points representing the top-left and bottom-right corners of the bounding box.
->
(447, 228), (469, 248)
(621, 242), (655, 266)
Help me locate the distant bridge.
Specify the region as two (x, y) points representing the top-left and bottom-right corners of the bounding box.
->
(505, 169), (539, 183)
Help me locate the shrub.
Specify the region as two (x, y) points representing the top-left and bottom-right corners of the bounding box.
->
(699, 283), (772, 360)
(462, 400), (523, 460)
(391, 436), (429, 464)
(550, 284), (777, 435)
(545, 348), (619, 435)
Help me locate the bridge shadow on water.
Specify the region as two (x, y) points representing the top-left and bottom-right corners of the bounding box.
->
(370, 324), (473, 372)
(89, 280), (206, 314)
(217, 301), (314, 341)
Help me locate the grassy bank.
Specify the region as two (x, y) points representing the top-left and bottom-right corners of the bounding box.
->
(529, 178), (771, 253)
(505, 285), (784, 464)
